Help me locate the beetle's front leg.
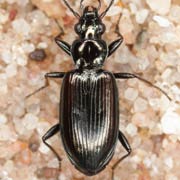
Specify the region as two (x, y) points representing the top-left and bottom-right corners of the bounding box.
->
(114, 72), (171, 100)
(54, 19), (72, 56)
(42, 123), (62, 169)
(26, 72), (65, 98)
(108, 14), (123, 57)
(108, 37), (123, 57)
(55, 35), (71, 56)
(112, 130), (131, 180)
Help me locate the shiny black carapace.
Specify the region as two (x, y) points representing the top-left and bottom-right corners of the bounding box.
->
(30, 0), (171, 179)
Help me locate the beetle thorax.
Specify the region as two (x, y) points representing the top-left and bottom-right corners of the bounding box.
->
(72, 6), (107, 70)
(71, 39), (108, 70)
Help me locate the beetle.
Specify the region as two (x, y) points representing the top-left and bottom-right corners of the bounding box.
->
(27, 0), (171, 179)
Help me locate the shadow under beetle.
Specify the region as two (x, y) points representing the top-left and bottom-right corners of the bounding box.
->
(27, 0), (171, 179)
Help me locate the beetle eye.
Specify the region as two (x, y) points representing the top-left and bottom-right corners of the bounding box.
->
(75, 24), (81, 34)
(98, 24), (105, 34)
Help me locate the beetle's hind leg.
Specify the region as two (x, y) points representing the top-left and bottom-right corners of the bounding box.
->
(42, 123), (62, 169)
(114, 72), (171, 101)
(112, 130), (131, 180)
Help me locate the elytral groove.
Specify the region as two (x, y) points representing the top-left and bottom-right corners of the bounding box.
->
(60, 71), (119, 173)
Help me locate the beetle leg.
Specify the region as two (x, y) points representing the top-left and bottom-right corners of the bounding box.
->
(26, 72), (65, 98)
(108, 14), (123, 57)
(55, 36), (71, 56)
(108, 37), (123, 57)
(112, 130), (131, 180)
(114, 72), (171, 101)
(42, 123), (62, 169)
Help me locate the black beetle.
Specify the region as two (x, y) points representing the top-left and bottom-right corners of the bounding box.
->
(27, 0), (171, 179)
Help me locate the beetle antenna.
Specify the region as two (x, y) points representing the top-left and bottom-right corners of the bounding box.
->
(80, 0), (84, 10)
(62, 0), (80, 18)
(100, 0), (114, 18)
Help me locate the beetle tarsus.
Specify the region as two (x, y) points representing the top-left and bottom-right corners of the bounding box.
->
(114, 72), (171, 101)
(42, 124), (62, 169)
(54, 19), (65, 38)
(112, 130), (131, 180)
(108, 13), (123, 57)
(114, 14), (123, 38)
(25, 72), (65, 99)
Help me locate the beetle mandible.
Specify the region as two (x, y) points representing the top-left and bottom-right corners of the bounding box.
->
(27, 0), (171, 179)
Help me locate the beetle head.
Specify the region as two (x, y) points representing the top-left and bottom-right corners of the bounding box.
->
(62, 0), (115, 38)
(74, 6), (105, 39)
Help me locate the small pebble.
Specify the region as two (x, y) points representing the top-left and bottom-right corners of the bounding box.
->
(1, 50), (13, 64)
(21, 43), (35, 53)
(132, 112), (149, 127)
(0, 10), (9, 24)
(11, 140), (28, 153)
(42, 0), (54, 3)
(161, 68), (172, 79)
(124, 88), (138, 101)
(9, 9), (17, 21)
(58, 174), (66, 180)
(164, 157), (173, 169)
(39, 142), (50, 154)
(22, 113), (39, 130)
(153, 15), (171, 27)
(126, 123), (138, 136)
(47, 158), (59, 168)
(138, 58), (150, 71)
(165, 174), (178, 180)
(17, 0), (29, 7)
(37, 42), (48, 49)
(106, 6), (122, 16)
(26, 103), (40, 115)
(36, 167), (59, 179)
(20, 148), (32, 165)
(29, 141), (40, 152)
(12, 18), (31, 36)
(135, 9), (149, 24)
(152, 165), (159, 175)
(143, 157), (152, 168)
(0, 114), (7, 124)
(169, 5), (180, 23)
(0, 124), (16, 141)
(131, 155), (141, 163)
(0, 83), (8, 94)
(161, 110), (180, 135)
(37, 122), (51, 136)
(146, 0), (171, 15)
(29, 49), (47, 61)
(16, 56), (28, 66)
(134, 97), (148, 112)
(129, 3), (137, 14)
(5, 63), (17, 77)
(3, 160), (14, 174)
